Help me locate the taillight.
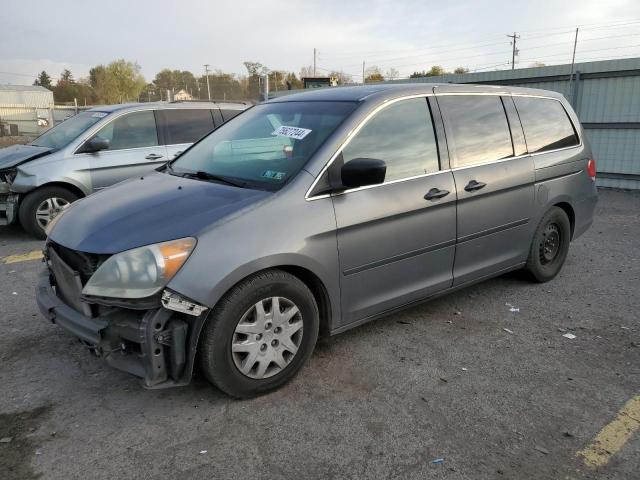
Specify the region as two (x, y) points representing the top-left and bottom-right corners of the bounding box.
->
(587, 158), (596, 180)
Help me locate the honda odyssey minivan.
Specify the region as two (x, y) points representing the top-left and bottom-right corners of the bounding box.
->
(0, 101), (248, 238)
(37, 84), (597, 398)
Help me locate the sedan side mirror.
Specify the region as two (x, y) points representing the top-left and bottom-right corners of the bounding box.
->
(80, 137), (110, 154)
(341, 158), (386, 189)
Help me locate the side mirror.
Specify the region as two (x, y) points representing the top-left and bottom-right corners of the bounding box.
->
(341, 158), (386, 189)
(80, 137), (110, 154)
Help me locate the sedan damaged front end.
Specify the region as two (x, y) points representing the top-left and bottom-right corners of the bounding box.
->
(36, 238), (209, 388)
(0, 169), (18, 225)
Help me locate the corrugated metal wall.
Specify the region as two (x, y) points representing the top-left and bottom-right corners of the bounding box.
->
(0, 86), (54, 135)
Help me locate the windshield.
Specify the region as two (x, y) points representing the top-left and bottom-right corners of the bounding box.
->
(31, 111), (109, 150)
(169, 101), (357, 191)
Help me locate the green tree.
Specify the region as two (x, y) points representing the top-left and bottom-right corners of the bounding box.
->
(410, 65), (447, 78)
(90, 60), (146, 103)
(453, 67), (469, 74)
(33, 71), (53, 89)
(53, 69), (79, 102)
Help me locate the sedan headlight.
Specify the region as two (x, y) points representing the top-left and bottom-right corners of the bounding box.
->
(0, 168), (17, 184)
(82, 237), (196, 299)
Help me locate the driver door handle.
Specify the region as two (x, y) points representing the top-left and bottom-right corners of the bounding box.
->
(145, 153), (164, 160)
(464, 180), (487, 192)
(424, 188), (450, 201)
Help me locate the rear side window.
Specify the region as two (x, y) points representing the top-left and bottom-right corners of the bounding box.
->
(513, 97), (579, 153)
(94, 111), (158, 151)
(439, 95), (514, 167)
(161, 109), (215, 145)
(341, 98), (439, 182)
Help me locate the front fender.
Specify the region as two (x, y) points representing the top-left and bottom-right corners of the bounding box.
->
(11, 158), (92, 196)
(174, 252), (340, 386)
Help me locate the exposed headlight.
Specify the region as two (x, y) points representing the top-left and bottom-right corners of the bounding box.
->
(0, 169), (17, 184)
(82, 237), (196, 299)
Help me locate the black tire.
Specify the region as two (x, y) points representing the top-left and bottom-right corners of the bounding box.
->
(18, 186), (79, 240)
(525, 206), (571, 283)
(199, 269), (319, 398)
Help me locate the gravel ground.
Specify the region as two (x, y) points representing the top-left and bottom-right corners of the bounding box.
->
(0, 188), (638, 480)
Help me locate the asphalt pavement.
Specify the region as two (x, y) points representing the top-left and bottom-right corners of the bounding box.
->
(0, 188), (638, 479)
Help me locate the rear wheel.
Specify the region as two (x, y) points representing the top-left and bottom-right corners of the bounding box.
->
(525, 207), (571, 282)
(199, 269), (319, 398)
(18, 186), (79, 239)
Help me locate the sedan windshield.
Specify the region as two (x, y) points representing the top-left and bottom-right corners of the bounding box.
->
(169, 101), (357, 190)
(31, 111), (109, 150)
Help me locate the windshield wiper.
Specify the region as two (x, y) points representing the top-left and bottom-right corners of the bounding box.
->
(182, 170), (247, 188)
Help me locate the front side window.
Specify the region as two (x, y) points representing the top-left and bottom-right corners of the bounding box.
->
(170, 101), (357, 191)
(161, 109), (215, 145)
(341, 98), (439, 182)
(513, 97), (579, 153)
(31, 111), (108, 150)
(93, 111), (158, 151)
(439, 95), (514, 167)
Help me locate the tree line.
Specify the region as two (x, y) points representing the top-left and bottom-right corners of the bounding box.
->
(33, 59), (473, 105)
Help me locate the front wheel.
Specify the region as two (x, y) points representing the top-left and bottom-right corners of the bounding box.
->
(199, 270), (319, 398)
(525, 206), (571, 282)
(18, 186), (79, 239)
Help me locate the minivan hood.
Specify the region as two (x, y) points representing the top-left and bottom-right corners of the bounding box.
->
(0, 144), (53, 170)
(49, 172), (271, 254)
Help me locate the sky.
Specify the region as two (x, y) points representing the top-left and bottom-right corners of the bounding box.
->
(2, 0), (640, 85)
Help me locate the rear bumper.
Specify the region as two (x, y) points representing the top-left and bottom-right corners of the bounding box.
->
(573, 189), (598, 240)
(36, 271), (193, 388)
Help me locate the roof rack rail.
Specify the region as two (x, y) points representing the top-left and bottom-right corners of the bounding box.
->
(169, 99), (253, 105)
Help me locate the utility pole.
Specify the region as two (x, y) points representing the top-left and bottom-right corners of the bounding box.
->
(313, 48), (317, 77)
(362, 61), (366, 84)
(204, 64), (211, 101)
(507, 32), (520, 70)
(568, 27), (579, 102)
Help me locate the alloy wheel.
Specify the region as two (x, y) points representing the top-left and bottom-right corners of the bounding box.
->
(35, 197), (70, 229)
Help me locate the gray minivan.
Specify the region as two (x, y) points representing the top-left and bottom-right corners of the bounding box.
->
(0, 101), (247, 238)
(37, 84), (597, 398)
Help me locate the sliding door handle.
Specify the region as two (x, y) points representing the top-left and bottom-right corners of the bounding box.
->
(145, 153), (164, 160)
(424, 188), (450, 201)
(464, 180), (486, 192)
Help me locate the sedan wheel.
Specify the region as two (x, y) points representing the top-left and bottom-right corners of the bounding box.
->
(35, 197), (70, 229)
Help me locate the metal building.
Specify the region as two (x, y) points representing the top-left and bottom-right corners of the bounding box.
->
(388, 58), (640, 190)
(0, 84), (54, 136)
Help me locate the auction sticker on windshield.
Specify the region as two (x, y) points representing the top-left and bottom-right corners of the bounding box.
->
(272, 125), (312, 140)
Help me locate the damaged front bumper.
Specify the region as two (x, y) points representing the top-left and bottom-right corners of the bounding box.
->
(0, 189), (19, 225)
(36, 270), (205, 388)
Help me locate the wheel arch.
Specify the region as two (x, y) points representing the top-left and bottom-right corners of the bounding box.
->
(552, 201), (575, 239)
(182, 258), (338, 382)
(22, 181), (87, 201)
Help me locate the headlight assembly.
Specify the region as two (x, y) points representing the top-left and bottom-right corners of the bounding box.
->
(0, 169), (17, 184)
(82, 237), (196, 299)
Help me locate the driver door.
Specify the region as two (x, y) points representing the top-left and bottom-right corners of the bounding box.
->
(332, 97), (457, 324)
(77, 110), (167, 191)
